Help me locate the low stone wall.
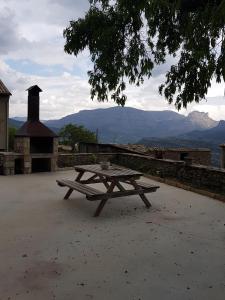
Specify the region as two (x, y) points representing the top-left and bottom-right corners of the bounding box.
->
(58, 153), (116, 168)
(115, 153), (225, 196)
(58, 152), (225, 197)
(115, 153), (183, 178)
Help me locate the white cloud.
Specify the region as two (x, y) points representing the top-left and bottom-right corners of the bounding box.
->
(0, 59), (113, 119)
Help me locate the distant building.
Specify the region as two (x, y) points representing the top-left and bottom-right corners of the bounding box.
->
(0, 80), (11, 151)
(78, 142), (211, 166)
(155, 148), (211, 166)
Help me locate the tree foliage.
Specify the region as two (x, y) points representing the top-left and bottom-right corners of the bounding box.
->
(59, 124), (97, 150)
(64, 0), (225, 109)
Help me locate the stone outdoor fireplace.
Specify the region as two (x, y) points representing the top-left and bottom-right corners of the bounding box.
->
(14, 85), (58, 174)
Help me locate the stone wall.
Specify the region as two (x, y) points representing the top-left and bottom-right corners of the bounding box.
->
(1, 151), (221, 197)
(220, 145), (225, 168)
(115, 153), (225, 195)
(58, 153), (116, 168)
(0, 152), (24, 175)
(115, 153), (183, 178)
(58, 153), (225, 195)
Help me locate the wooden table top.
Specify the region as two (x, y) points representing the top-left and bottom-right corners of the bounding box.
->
(74, 164), (143, 179)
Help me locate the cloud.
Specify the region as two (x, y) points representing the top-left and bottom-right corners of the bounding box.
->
(50, 0), (90, 12)
(0, 59), (112, 119)
(0, 0), (91, 69)
(0, 0), (225, 121)
(0, 8), (25, 54)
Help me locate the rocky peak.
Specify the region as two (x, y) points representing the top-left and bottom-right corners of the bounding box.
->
(187, 111), (218, 128)
(216, 120), (225, 129)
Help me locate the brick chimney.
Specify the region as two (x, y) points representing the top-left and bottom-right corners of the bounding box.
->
(27, 85), (42, 122)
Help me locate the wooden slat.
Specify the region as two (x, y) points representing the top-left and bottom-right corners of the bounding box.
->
(136, 181), (160, 190)
(122, 180), (160, 191)
(56, 180), (103, 197)
(74, 164), (143, 179)
(87, 186), (158, 201)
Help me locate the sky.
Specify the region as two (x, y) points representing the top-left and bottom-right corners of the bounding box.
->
(0, 0), (225, 121)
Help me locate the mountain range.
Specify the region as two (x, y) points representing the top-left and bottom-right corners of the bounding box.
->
(43, 107), (218, 143)
(9, 106), (225, 166)
(10, 106), (221, 143)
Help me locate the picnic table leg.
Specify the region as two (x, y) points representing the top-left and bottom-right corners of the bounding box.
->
(129, 179), (152, 208)
(94, 181), (116, 217)
(64, 170), (85, 200)
(99, 175), (110, 190)
(75, 170), (85, 183)
(94, 199), (108, 217)
(64, 188), (72, 200)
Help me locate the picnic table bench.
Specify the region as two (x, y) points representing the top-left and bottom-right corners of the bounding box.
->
(57, 164), (160, 217)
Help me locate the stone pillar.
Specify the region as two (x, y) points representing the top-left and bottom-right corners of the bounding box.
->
(220, 145), (225, 168)
(14, 137), (30, 154)
(14, 137), (31, 174)
(23, 155), (32, 174)
(51, 137), (59, 171)
(53, 137), (58, 154)
(50, 157), (58, 172)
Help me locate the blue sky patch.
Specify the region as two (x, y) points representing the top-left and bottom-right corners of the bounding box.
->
(5, 59), (87, 78)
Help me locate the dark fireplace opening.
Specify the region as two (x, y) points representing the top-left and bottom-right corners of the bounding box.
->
(15, 158), (24, 174)
(180, 152), (189, 161)
(32, 158), (51, 173)
(30, 137), (53, 153)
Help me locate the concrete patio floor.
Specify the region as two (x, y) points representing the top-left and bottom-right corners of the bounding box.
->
(0, 170), (224, 300)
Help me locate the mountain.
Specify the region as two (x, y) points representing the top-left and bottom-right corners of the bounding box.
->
(185, 111), (217, 129)
(180, 120), (225, 144)
(44, 107), (218, 143)
(12, 117), (27, 122)
(152, 111), (218, 137)
(8, 118), (24, 128)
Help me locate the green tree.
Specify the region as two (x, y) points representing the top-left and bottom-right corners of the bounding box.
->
(64, 0), (225, 109)
(59, 124), (97, 150)
(8, 127), (17, 151)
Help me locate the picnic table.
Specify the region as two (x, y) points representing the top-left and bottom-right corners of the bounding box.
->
(57, 164), (160, 217)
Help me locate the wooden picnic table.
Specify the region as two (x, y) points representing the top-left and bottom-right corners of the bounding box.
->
(57, 164), (159, 217)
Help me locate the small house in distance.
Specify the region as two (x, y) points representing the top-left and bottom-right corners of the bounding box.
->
(0, 80), (11, 151)
(79, 142), (211, 166)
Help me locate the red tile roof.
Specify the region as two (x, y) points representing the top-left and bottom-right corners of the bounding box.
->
(16, 121), (58, 137)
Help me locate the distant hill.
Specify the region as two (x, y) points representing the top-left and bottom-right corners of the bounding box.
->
(44, 107), (218, 143)
(8, 118), (24, 128)
(180, 120), (225, 144)
(12, 117), (27, 122)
